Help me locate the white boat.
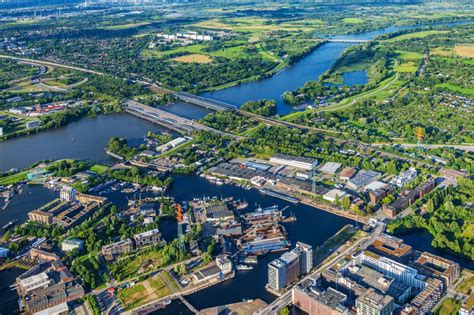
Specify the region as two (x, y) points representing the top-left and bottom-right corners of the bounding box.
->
(236, 264), (253, 271)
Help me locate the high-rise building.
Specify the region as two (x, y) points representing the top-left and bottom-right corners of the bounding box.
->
(60, 186), (76, 202)
(268, 258), (287, 292)
(295, 242), (313, 274)
(356, 288), (394, 315)
(267, 242), (313, 293)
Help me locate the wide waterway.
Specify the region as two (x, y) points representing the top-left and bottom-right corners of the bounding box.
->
(0, 20), (473, 314)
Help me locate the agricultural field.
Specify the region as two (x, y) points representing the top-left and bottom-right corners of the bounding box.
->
(171, 54), (213, 64)
(454, 44), (474, 58)
(387, 30), (449, 42)
(395, 50), (423, 73)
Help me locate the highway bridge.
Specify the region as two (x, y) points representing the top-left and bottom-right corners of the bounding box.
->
(326, 39), (370, 43)
(174, 92), (237, 111)
(125, 100), (243, 140)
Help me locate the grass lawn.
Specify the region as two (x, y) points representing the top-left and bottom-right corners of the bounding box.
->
(118, 284), (153, 310)
(148, 274), (172, 298)
(0, 170), (28, 185)
(456, 274), (474, 294)
(387, 30), (448, 42)
(434, 298), (461, 315)
(436, 83), (474, 96)
(171, 54), (213, 64)
(90, 164), (110, 175)
(454, 44), (474, 58)
(395, 50), (423, 73)
(342, 18), (365, 24)
(431, 46), (453, 57)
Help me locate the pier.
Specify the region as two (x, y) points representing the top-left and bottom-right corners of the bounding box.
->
(177, 295), (199, 314)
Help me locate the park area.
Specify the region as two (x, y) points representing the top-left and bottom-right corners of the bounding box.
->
(118, 272), (179, 310)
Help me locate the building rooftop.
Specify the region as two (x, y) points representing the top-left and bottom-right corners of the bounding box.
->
(357, 288), (393, 311)
(134, 228), (160, 239)
(319, 162), (342, 175)
(369, 234), (412, 260)
(271, 153), (317, 165)
(205, 203), (234, 220)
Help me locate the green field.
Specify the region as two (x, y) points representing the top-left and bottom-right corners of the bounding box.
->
(0, 170), (28, 185)
(90, 164), (110, 174)
(456, 274), (474, 294)
(342, 18), (365, 24)
(388, 30), (448, 42)
(436, 83), (474, 96)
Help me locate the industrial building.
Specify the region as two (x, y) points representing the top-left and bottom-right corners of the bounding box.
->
(347, 170), (381, 191)
(383, 179), (436, 218)
(319, 162), (342, 175)
(204, 203), (234, 222)
(16, 261), (84, 314)
(323, 188), (349, 203)
(269, 154), (318, 171)
(339, 167), (357, 181)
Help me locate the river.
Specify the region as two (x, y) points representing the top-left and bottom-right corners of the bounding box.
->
(0, 20), (472, 314)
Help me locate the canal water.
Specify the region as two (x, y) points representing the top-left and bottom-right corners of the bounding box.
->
(0, 113), (167, 172)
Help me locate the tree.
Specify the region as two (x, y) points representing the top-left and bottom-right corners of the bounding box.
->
(426, 199), (434, 212)
(279, 307), (290, 315)
(341, 196), (351, 210)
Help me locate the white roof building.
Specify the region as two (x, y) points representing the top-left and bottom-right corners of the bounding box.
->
(323, 189), (349, 203)
(319, 162), (342, 175)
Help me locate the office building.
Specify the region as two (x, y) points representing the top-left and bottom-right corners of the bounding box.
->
(59, 186), (76, 202)
(101, 239), (133, 258)
(459, 293), (474, 315)
(270, 154), (318, 171)
(356, 288), (394, 315)
(368, 234), (412, 263)
(413, 252), (460, 288)
(355, 251), (427, 289)
(390, 168), (418, 188)
(267, 242), (314, 292)
(369, 189), (387, 204)
(61, 238), (84, 252)
(295, 242), (313, 274)
(292, 280), (350, 315)
(268, 258), (288, 292)
(216, 255), (233, 274)
(133, 229), (161, 248)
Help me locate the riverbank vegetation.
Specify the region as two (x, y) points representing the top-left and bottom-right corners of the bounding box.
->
(387, 177), (474, 260)
(282, 24), (473, 145)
